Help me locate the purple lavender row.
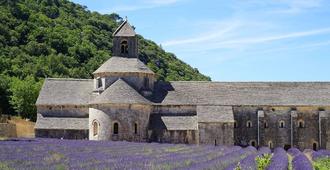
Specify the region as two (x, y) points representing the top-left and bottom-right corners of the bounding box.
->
(266, 147), (288, 170)
(292, 154), (313, 170)
(312, 149), (330, 160)
(288, 147), (313, 170)
(230, 147), (271, 170)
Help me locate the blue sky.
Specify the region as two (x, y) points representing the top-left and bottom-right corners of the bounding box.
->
(72, 0), (330, 81)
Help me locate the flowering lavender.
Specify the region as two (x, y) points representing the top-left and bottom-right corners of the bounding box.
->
(266, 147), (288, 170)
(288, 148), (301, 157)
(292, 154), (313, 170)
(0, 138), (329, 170)
(312, 149), (330, 160)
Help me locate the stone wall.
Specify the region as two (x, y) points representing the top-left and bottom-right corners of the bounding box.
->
(102, 73), (155, 92)
(233, 106), (329, 150)
(0, 123), (16, 138)
(89, 104), (151, 142)
(148, 129), (198, 144)
(37, 106), (89, 117)
(233, 106), (258, 146)
(199, 122), (234, 145)
(35, 129), (88, 139)
(113, 36), (138, 58)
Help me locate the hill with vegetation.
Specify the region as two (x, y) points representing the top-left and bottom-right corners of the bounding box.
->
(0, 0), (211, 121)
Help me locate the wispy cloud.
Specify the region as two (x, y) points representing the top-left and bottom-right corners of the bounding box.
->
(273, 0), (323, 13)
(163, 24), (330, 52)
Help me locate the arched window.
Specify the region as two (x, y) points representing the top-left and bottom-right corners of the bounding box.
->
(313, 142), (318, 151)
(298, 120), (305, 128)
(264, 121), (268, 128)
(92, 120), (99, 136)
(246, 121), (252, 128)
(279, 120), (285, 128)
(134, 123), (138, 134)
(234, 120), (238, 128)
(268, 141), (273, 149)
(120, 40), (128, 54)
(250, 140), (256, 147)
(113, 122), (119, 135)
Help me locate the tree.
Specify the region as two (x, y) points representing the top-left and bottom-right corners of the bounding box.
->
(0, 74), (12, 115)
(9, 76), (43, 121)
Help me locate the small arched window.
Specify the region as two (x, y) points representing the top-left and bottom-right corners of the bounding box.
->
(313, 142), (318, 151)
(246, 121), (252, 128)
(120, 40), (128, 54)
(92, 120), (99, 136)
(250, 140), (256, 147)
(113, 122), (119, 135)
(279, 120), (285, 128)
(298, 120), (305, 128)
(134, 123), (138, 134)
(268, 141), (273, 149)
(264, 121), (268, 128)
(234, 120), (238, 128)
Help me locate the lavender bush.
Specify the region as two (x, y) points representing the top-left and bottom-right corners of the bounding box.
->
(0, 138), (329, 170)
(266, 147), (288, 170)
(292, 154), (313, 170)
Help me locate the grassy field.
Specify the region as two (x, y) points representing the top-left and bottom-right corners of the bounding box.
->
(8, 117), (35, 138)
(0, 138), (329, 170)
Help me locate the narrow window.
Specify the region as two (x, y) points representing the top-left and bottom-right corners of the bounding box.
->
(246, 121), (252, 128)
(268, 141), (273, 149)
(134, 123), (138, 134)
(234, 121), (238, 128)
(113, 122), (119, 135)
(144, 77), (149, 89)
(313, 142), (318, 151)
(93, 120), (99, 136)
(250, 140), (256, 147)
(97, 78), (102, 88)
(279, 120), (285, 128)
(264, 121), (268, 128)
(298, 120), (305, 128)
(120, 40), (128, 54)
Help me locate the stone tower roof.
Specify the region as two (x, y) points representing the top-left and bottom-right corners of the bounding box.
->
(90, 78), (151, 105)
(113, 20), (136, 37)
(93, 57), (154, 75)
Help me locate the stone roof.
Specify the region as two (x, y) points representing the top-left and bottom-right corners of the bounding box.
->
(93, 57), (154, 75)
(35, 114), (88, 130)
(36, 78), (94, 106)
(90, 79), (151, 105)
(113, 20), (136, 37)
(161, 116), (198, 130)
(154, 81), (330, 106)
(197, 106), (234, 123)
(149, 114), (198, 130)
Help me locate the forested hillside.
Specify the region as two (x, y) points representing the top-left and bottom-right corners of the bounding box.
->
(0, 0), (210, 121)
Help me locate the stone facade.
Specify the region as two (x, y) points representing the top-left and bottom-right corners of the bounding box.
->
(35, 20), (330, 150)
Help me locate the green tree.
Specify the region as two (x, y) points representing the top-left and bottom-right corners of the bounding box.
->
(9, 76), (43, 121)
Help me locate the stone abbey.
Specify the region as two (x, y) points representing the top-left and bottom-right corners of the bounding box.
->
(35, 20), (330, 150)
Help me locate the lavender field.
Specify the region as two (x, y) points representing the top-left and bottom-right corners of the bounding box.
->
(0, 138), (329, 170)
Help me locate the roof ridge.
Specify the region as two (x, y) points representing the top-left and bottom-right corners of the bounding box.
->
(46, 78), (92, 81)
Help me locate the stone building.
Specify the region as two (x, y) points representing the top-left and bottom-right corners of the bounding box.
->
(35, 20), (330, 150)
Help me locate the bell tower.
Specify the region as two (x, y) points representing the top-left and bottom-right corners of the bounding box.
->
(112, 19), (138, 58)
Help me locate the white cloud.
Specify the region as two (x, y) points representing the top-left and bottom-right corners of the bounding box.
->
(163, 23), (330, 53)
